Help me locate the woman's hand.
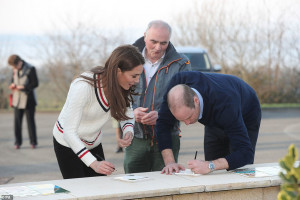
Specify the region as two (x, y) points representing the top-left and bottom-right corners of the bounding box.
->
(16, 85), (25, 90)
(9, 83), (16, 90)
(90, 160), (115, 175)
(118, 132), (133, 147)
(9, 83), (24, 91)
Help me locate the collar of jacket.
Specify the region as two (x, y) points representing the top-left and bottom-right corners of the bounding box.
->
(18, 62), (32, 77)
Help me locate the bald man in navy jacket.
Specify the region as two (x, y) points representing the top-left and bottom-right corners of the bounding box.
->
(156, 71), (261, 175)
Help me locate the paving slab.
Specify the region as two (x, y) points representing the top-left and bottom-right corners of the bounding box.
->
(0, 108), (299, 185)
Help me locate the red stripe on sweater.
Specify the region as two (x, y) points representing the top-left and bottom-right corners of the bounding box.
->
(56, 123), (63, 133)
(79, 150), (89, 159)
(97, 75), (109, 107)
(122, 124), (133, 131)
(80, 131), (102, 146)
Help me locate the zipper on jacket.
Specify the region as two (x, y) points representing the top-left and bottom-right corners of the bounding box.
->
(143, 58), (183, 146)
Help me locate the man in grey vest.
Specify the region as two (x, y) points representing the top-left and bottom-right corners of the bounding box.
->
(124, 20), (191, 173)
(8, 54), (39, 149)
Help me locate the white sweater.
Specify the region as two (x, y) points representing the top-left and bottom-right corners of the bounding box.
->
(53, 72), (134, 167)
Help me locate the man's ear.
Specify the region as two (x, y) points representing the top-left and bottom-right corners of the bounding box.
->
(194, 96), (199, 104)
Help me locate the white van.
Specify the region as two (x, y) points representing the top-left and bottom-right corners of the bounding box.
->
(176, 46), (221, 72)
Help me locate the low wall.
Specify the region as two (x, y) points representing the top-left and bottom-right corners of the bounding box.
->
(0, 163), (282, 200)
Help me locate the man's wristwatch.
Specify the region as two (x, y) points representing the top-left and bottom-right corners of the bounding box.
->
(208, 161), (215, 172)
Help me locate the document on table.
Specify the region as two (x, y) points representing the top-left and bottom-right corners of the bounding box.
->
(0, 184), (69, 197)
(114, 174), (150, 182)
(174, 169), (200, 176)
(231, 166), (281, 178)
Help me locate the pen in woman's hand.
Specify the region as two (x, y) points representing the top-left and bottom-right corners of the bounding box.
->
(95, 154), (105, 161)
(95, 154), (116, 171)
(194, 151), (198, 160)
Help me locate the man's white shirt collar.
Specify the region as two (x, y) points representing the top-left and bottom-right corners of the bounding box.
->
(191, 88), (204, 120)
(142, 47), (165, 85)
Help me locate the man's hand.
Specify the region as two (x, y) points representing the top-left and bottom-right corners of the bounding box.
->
(118, 131), (133, 147)
(188, 158), (229, 174)
(141, 111), (158, 125)
(161, 149), (183, 175)
(187, 160), (211, 175)
(134, 107), (148, 123)
(134, 107), (158, 125)
(90, 160), (115, 175)
(161, 162), (185, 175)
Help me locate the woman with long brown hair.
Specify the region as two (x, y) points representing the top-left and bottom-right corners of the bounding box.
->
(53, 45), (144, 179)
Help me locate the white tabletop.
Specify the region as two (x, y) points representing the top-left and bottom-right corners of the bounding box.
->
(0, 163), (282, 200)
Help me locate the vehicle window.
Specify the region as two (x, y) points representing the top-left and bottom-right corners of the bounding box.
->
(183, 53), (210, 71)
(203, 54), (210, 70)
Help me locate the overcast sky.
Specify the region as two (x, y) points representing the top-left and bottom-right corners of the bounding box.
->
(1, 0), (298, 35)
(0, 0), (299, 62)
(0, 0), (189, 35)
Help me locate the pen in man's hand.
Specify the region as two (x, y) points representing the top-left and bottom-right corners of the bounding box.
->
(194, 151), (198, 160)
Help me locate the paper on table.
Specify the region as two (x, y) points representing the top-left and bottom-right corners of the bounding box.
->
(232, 166), (281, 178)
(174, 169), (200, 176)
(1, 186), (40, 197)
(0, 184), (69, 197)
(114, 174), (150, 182)
(27, 184), (70, 195)
(0, 188), (8, 196)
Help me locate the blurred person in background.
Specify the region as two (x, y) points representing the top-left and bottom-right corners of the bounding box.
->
(8, 54), (39, 150)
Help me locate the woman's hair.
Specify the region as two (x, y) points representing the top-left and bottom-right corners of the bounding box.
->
(81, 44), (145, 121)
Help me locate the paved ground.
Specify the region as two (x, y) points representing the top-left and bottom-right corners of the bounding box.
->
(0, 108), (299, 185)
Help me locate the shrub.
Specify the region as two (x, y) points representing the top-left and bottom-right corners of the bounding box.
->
(278, 144), (300, 200)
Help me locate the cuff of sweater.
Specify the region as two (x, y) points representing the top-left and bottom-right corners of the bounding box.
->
(80, 150), (97, 167)
(121, 122), (134, 135)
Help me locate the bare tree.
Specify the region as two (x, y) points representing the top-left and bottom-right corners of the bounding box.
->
(0, 39), (14, 109)
(35, 20), (127, 108)
(171, 0), (300, 103)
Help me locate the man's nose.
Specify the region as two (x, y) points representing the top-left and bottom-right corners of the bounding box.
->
(155, 44), (162, 51)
